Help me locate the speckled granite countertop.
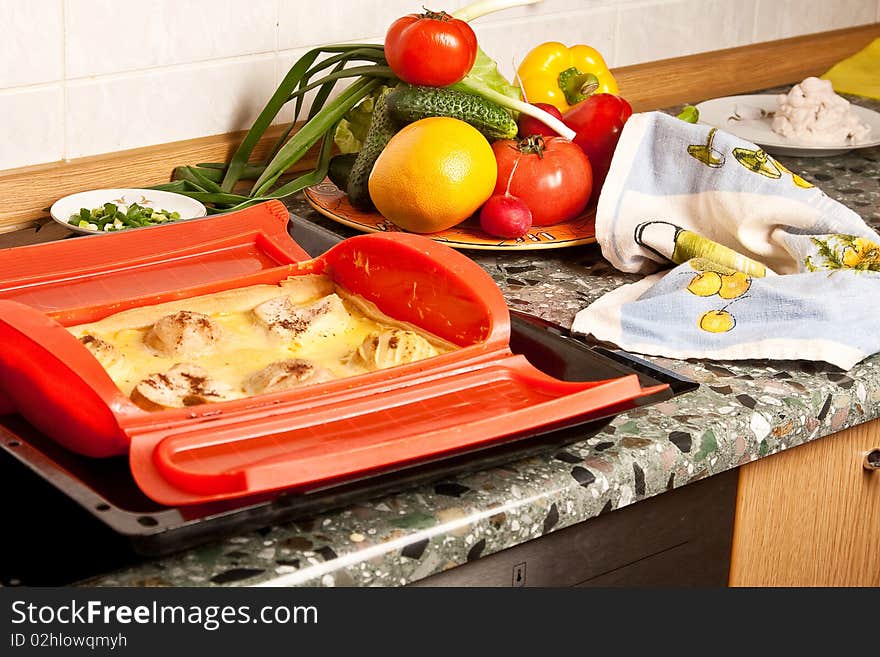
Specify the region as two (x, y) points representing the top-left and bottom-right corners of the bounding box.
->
(85, 96), (880, 587)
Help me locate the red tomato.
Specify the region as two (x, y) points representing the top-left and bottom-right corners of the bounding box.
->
(385, 11), (478, 87)
(492, 136), (592, 227)
(517, 103), (564, 138)
(564, 93), (633, 202)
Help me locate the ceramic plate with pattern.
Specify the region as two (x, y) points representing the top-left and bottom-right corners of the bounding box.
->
(304, 180), (597, 251)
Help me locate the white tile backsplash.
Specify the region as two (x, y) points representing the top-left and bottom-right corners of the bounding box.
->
(278, 0), (410, 49)
(473, 6), (618, 78)
(65, 54), (276, 158)
(468, 0), (610, 24)
(754, 0), (833, 42)
(617, 0), (757, 67)
(0, 0), (63, 88)
(1, 0), (877, 169)
(0, 86), (64, 170)
(828, 0), (878, 29)
(754, 0), (874, 42)
(65, 0), (277, 77)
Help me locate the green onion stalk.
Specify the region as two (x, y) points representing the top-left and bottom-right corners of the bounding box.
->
(157, 0), (569, 212)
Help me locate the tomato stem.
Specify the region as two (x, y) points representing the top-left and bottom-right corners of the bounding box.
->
(517, 135), (546, 159)
(420, 7), (452, 21)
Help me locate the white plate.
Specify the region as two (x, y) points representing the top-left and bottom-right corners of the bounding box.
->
(50, 188), (207, 235)
(695, 94), (880, 157)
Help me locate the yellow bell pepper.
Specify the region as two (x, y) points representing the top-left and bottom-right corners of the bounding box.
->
(516, 42), (618, 113)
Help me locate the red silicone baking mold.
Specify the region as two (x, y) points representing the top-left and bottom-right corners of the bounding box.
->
(0, 201), (663, 505)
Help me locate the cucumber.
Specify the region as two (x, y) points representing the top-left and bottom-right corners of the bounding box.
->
(328, 153), (358, 191)
(346, 88), (398, 210)
(386, 84), (518, 140)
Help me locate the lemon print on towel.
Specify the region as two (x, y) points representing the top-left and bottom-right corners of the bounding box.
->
(691, 271), (750, 334)
(687, 269), (751, 298)
(687, 128), (726, 168)
(686, 263), (751, 334)
(634, 221), (764, 334)
(731, 146), (816, 188)
(732, 147), (781, 179)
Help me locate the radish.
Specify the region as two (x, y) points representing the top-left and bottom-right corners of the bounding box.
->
(479, 195), (533, 238)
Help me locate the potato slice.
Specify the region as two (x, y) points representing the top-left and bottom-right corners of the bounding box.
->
(356, 329), (439, 371)
(79, 334), (123, 370)
(253, 293), (352, 342)
(243, 359), (334, 395)
(131, 363), (233, 411)
(145, 310), (221, 357)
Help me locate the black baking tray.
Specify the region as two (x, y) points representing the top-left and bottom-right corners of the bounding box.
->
(0, 215), (697, 583)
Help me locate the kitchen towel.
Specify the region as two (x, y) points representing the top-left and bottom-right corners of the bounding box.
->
(822, 38), (880, 100)
(571, 111), (880, 370)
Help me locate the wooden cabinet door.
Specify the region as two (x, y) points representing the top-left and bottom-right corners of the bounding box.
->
(730, 420), (880, 586)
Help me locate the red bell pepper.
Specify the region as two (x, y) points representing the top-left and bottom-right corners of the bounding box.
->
(563, 94), (633, 203)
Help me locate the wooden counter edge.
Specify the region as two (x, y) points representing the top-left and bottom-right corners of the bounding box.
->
(2, 22), (879, 230)
(0, 125), (321, 231)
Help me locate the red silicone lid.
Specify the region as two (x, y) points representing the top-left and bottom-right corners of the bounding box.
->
(0, 199), (305, 322)
(0, 200), (666, 505)
(129, 363), (655, 505)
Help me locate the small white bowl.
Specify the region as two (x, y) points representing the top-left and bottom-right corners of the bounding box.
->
(50, 188), (208, 235)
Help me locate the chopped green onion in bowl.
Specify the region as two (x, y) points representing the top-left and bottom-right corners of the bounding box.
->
(51, 188), (207, 235)
(69, 202), (182, 232)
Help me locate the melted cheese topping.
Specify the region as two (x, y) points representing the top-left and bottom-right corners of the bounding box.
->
(68, 275), (455, 408)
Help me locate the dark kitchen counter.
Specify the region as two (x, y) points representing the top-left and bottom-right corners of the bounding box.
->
(4, 96), (877, 588)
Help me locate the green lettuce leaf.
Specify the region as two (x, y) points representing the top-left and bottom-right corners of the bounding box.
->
(453, 47), (522, 113)
(333, 84), (392, 153)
